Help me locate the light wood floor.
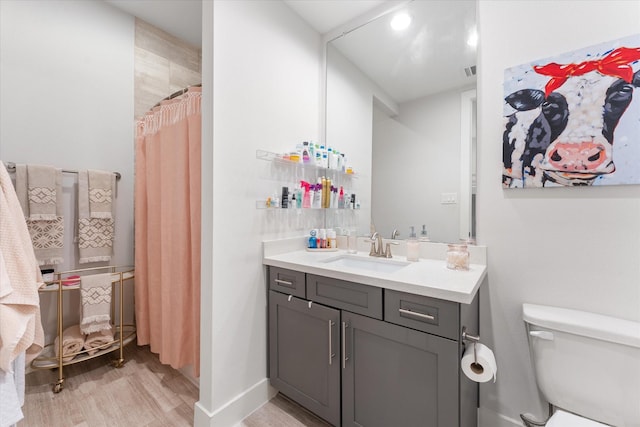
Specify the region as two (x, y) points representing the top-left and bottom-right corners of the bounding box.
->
(20, 344), (199, 427)
(20, 344), (331, 427)
(240, 394), (332, 427)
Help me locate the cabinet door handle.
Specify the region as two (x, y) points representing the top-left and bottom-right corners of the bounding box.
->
(399, 308), (435, 321)
(328, 320), (335, 365)
(342, 321), (349, 369)
(274, 279), (294, 287)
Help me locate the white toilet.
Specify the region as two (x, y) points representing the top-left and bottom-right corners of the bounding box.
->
(523, 304), (640, 427)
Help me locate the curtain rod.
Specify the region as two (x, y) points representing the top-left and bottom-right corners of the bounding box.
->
(4, 161), (121, 181)
(153, 83), (202, 108)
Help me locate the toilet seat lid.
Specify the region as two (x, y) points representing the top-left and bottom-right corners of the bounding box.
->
(547, 410), (609, 427)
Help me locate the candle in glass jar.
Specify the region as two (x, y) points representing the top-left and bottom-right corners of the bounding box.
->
(446, 244), (469, 270)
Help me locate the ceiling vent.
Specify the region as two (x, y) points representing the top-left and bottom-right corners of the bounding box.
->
(464, 65), (477, 77)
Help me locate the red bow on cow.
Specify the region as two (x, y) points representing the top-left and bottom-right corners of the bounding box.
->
(534, 46), (640, 97)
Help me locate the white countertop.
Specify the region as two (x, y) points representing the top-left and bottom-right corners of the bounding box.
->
(263, 238), (487, 305)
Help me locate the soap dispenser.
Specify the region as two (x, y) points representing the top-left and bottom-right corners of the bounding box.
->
(406, 226), (420, 262)
(419, 224), (430, 241)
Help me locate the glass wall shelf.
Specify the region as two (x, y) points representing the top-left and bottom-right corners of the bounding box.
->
(256, 149), (357, 179)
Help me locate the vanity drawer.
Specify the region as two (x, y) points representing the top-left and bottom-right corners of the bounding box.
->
(307, 274), (383, 320)
(269, 267), (306, 298)
(384, 290), (459, 340)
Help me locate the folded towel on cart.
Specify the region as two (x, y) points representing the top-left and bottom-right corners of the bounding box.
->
(84, 326), (114, 355)
(53, 325), (85, 363)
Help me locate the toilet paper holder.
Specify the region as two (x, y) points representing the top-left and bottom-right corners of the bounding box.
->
(461, 326), (480, 363)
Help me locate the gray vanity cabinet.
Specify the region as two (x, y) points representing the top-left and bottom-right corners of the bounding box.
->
(267, 266), (479, 427)
(341, 311), (458, 427)
(268, 290), (341, 426)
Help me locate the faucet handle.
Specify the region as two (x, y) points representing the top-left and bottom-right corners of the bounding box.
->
(384, 241), (400, 258)
(364, 239), (377, 256)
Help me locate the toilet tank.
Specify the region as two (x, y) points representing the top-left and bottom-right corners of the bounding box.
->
(523, 304), (640, 427)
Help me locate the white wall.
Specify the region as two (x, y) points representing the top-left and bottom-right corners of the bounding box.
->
(196, 1), (324, 425)
(477, 1), (640, 425)
(373, 87), (474, 242)
(0, 0), (135, 339)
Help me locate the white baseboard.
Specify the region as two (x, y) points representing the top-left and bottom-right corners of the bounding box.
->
(194, 378), (276, 427)
(193, 383), (526, 427)
(479, 407), (524, 427)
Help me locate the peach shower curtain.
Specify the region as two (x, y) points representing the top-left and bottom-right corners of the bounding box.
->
(134, 86), (201, 376)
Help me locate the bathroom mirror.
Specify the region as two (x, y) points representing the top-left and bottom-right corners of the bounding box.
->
(326, 0), (477, 243)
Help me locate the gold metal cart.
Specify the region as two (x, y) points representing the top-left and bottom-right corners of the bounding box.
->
(31, 266), (136, 393)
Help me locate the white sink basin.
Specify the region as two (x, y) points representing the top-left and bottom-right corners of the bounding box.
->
(320, 254), (410, 274)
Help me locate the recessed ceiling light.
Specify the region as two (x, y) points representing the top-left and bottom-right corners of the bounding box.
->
(390, 13), (411, 31)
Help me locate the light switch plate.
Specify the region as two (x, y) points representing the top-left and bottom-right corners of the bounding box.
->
(441, 193), (457, 204)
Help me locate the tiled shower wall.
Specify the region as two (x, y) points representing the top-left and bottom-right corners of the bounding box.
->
(134, 18), (202, 118)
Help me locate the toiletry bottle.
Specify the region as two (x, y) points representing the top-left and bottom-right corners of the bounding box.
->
(331, 186), (337, 209)
(406, 226), (420, 262)
(328, 229), (336, 248)
(302, 141), (310, 164)
(308, 143), (315, 162)
(327, 147), (334, 169)
(281, 186), (288, 209)
(321, 177), (327, 208)
(313, 179), (322, 208)
(310, 183), (317, 208)
(315, 151), (322, 167)
(301, 181), (311, 208)
(318, 229), (326, 248)
(296, 187), (303, 209)
(295, 143), (304, 163)
(308, 229), (317, 249)
(338, 186), (345, 209)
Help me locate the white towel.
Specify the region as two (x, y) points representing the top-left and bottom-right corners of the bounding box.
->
(77, 170), (114, 263)
(79, 273), (112, 334)
(14, 164), (64, 265)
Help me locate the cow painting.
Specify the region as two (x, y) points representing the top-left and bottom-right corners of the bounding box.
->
(503, 37), (640, 188)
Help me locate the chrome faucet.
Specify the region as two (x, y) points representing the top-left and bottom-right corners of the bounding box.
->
(391, 229), (400, 239)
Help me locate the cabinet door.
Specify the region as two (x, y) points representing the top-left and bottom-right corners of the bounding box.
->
(342, 311), (458, 427)
(269, 290), (341, 426)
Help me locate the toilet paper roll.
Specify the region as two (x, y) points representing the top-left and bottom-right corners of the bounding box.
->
(461, 342), (497, 383)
